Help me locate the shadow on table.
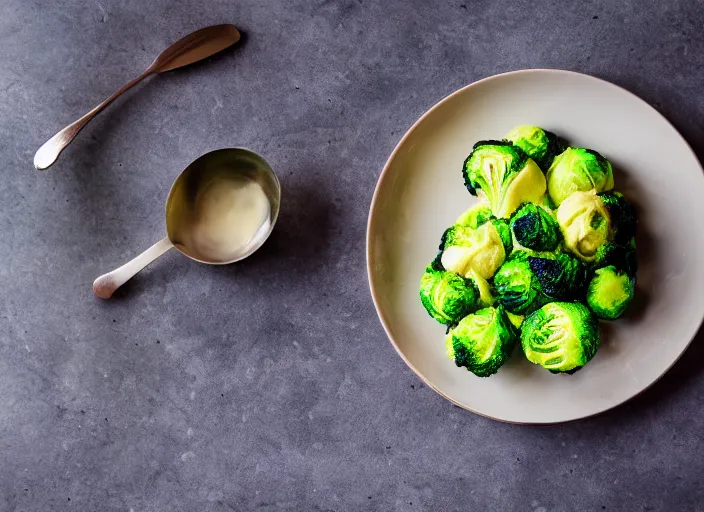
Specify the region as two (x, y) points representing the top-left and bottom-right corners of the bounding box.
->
(222, 176), (335, 277)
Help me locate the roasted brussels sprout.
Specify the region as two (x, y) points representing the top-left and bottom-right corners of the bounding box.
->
(504, 125), (563, 171)
(556, 190), (610, 262)
(419, 260), (479, 325)
(557, 190), (637, 263)
(493, 251), (585, 315)
(595, 238), (638, 277)
(599, 191), (637, 245)
(445, 306), (517, 377)
(586, 266), (635, 320)
(463, 141), (546, 218)
(546, 148), (614, 206)
(521, 302), (600, 373)
(440, 219), (512, 279)
(509, 202), (562, 252)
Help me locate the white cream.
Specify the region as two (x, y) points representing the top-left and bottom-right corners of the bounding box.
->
(188, 176), (270, 262)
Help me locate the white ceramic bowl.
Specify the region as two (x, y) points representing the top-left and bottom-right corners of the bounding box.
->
(367, 69), (704, 424)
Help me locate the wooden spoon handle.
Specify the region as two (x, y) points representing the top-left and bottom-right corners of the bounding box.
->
(33, 71), (151, 170)
(93, 237), (173, 299)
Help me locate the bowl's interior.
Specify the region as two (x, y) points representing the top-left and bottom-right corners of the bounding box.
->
(367, 70), (704, 423)
(166, 148), (281, 264)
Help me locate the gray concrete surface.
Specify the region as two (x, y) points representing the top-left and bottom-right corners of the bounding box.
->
(1, 0), (703, 510)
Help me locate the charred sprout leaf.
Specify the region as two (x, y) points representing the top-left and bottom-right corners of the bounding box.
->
(494, 251), (585, 315)
(598, 191), (637, 245)
(528, 253), (586, 300)
(594, 238), (638, 278)
(510, 202), (562, 252)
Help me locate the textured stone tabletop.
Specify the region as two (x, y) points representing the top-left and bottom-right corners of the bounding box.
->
(1, 1), (703, 511)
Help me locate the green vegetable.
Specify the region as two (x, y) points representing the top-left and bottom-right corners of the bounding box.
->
(506, 311), (525, 329)
(599, 191), (637, 245)
(556, 190), (611, 262)
(468, 268), (496, 307)
(504, 125), (563, 171)
(509, 202), (562, 252)
(455, 202), (493, 229)
(440, 219), (512, 279)
(494, 251), (585, 315)
(521, 302), (600, 373)
(557, 190), (637, 263)
(421, 128), (638, 378)
(445, 306), (517, 377)
(546, 148), (614, 206)
(463, 141), (546, 218)
(490, 218), (512, 251)
(586, 266), (635, 319)
(595, 238), (638, 277)
(419, 260), (479, 325)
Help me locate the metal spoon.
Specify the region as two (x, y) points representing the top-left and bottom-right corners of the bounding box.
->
(92, 148), (281, 299)
(34, 24), (241, 170)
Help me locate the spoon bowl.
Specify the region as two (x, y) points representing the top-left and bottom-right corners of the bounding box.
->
(93, 148), (280, 299)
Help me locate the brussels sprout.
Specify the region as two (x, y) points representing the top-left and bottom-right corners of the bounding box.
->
(509, 202), (562, 252)
(455, 202), (493, 229)
(595, 238), (638, 277)
(546, 148), (614, 206)
(440, 219), (512, 279)
(494, 251), (585, 315)
(586, 266), (635, 319)
(557, 190), (638, 263)
(599, 191), (637, 245)
(504, 125), (563, 171)
(493, 253), (542, 315)
(445, 306), (517, 377)
(463, 141), (546, 218)
(556, 190), (611, 262)
(419, 262), (479, 325)
(521, 302), (600, 373)
(528, 253), (587, 299)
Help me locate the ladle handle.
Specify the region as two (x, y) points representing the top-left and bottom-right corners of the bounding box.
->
(33, 70), (152, 170)
(93, 237), (173, 299)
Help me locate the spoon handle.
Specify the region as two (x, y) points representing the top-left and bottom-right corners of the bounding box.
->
(93, 236), (173, 299)
(33, 71), (151, 170)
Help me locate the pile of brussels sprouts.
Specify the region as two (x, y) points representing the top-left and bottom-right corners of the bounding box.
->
(420, 125), (637, 377)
